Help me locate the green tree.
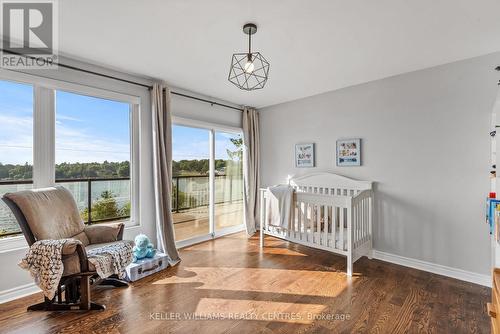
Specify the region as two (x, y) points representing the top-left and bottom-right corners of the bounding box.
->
(225, 137), (243, 178)
(120, 201), (131, 217)
(7, 162), (32, 179)
(81, 191), (120, 222)
(117, 162), (130, 177)
(0, 163), (11, 179)
(172, 159), (221, 176)
(0, 161), (135, 180)
(226, 137), (243, 161)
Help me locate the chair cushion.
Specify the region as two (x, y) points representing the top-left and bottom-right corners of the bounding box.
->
(4, 186), (89, 244)
(84, 223), (123, 244)
(62, 240), (134, 276)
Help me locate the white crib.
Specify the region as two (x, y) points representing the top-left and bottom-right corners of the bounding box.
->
(259, 172), (374, 276)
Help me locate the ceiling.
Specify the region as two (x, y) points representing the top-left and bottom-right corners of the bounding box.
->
(59, 0), (500, 108)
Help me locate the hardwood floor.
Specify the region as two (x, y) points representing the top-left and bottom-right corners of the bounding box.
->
(173, 202), (243, 241)
(0, 232), (491, 333)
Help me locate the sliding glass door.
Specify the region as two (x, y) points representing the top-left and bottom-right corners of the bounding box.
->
(172, 125), (211, 241)
(214, 131), (244, 233)
(172, 121), (244, 244)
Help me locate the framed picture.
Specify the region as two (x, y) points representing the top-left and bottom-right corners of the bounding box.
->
(337, 138), (361, 166)
(295, 143), (315, 167)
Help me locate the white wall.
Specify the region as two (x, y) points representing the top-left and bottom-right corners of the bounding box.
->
(170, 87), (242, 128)
(0, 59), (242, 301)
(260, 52), (500, 276)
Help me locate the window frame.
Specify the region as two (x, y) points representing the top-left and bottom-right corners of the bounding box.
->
(0, 70), (141, 249)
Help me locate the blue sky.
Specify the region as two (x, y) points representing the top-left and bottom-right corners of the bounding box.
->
(0, 80), (33, 165)
(0, 80), (241, 164)
(173, 125), (241, 161)
(55, 91), (131, 163)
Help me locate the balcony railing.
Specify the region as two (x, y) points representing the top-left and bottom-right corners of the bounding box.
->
(0, 177), (131, 238)
(56, 177), (131, 225)
(172, 174), (243, 212)
(0, 174), (243, 238)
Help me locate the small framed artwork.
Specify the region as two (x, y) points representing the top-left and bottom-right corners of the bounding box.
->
(337, 138), (361, 166)
(295, 143), (315, 167)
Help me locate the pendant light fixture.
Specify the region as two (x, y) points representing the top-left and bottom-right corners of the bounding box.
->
(228, 23), (270, 91)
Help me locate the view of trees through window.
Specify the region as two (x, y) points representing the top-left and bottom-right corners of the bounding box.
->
(172, 124), (244, 241)
(55, 90), (132, 224)
(0, 161), (130, 181)
(172, 134), (243, 177)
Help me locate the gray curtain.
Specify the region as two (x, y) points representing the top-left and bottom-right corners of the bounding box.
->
(151, 83), (180, 265)
(242, 107), (260, 236)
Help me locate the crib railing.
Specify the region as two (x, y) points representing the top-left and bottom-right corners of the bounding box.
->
(259, 188), (373, 257)
(292, 192), (350, 252)
(352, 189), (373, 250)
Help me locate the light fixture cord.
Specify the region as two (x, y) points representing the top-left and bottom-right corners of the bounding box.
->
(248, 32), (252, 61)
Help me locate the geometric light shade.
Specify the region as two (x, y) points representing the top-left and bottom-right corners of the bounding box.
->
(228, 52), (270, 91)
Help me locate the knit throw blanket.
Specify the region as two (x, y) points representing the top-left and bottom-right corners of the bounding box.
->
(87, 242), (133, 279)
(19, 240), (133, 300)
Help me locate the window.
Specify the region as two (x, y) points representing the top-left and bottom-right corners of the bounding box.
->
(0, 75), (140, 240)
(0, 80), (33, 237)
(172, 119), (244, 244)
(55, 91), (132, 224)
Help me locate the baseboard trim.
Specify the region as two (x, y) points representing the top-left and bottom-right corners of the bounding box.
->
(0, 282), (40, 304)
(372, 250), (491, 287)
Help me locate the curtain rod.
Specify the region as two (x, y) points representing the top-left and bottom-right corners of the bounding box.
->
(0, 49), (244, 112)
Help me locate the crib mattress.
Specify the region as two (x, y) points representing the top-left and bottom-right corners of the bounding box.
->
(266, 226), (348, 250)
(312, 230), (347, 249)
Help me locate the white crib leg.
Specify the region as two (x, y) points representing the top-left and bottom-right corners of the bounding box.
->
(260, 191), (265, 248)
(347, 254), (353, 276)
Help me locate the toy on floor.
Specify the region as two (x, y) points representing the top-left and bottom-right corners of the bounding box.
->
(132, 234), (156, 263)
